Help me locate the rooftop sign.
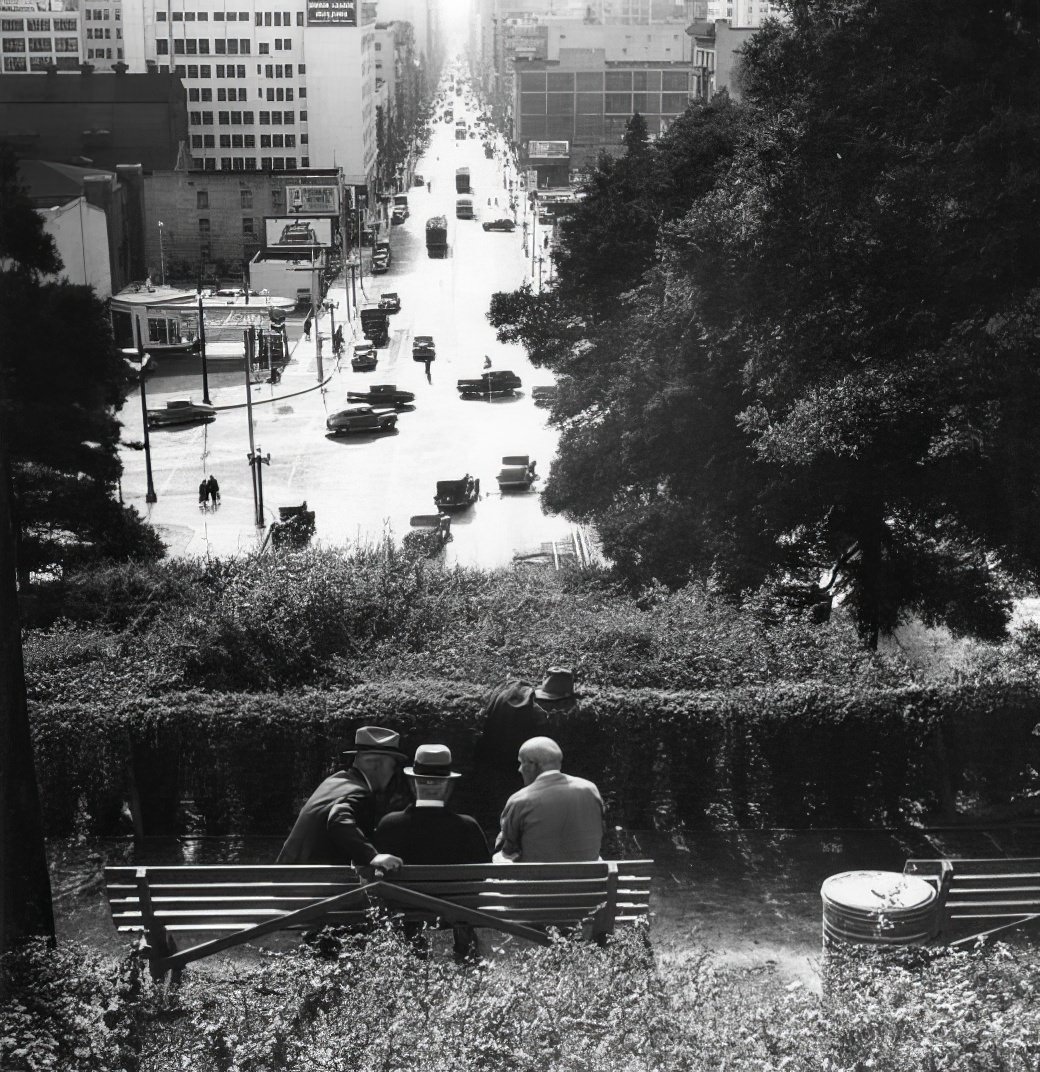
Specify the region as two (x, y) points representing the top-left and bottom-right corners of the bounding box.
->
(306, 0), (356, 27)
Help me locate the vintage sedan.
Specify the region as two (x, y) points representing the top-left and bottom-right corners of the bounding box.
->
(326, 404), (397, 436)
(482, 218), (516, 233)
(412, 335), (437, 362)
(378, 291), (402, 313)
(351, 343), (378, 372)
(496, 455), (538, 492)
(434, 474), (480, 511)
(457, 370), (522, 397)
(346, 383), (415, 408)
(146, 398), (216, 428)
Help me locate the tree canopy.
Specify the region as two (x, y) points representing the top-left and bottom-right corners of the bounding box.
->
(0, 147), (163, 581)
(489, 0), (1040, 645)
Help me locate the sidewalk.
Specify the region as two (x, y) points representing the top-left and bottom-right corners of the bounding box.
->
(186, 284), (357, 411)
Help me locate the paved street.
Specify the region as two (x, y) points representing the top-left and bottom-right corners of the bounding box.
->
(118, 104), (573, 568)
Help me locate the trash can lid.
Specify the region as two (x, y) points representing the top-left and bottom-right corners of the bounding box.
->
(821, 870), (937, 913)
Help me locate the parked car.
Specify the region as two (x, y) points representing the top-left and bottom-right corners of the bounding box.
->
(413, 173), (425, 187)
(434, 474), (480, 511)
(457, 369), (522, 397)
(326, 403), (397, 436)
(371, 251), (390, 274)
(412, 335), (436, 362)
(346, 383), (415, 408)
(146, 398), (216, 428)
(378, 291), (401, 313)
(496, 455), (538, 491)
(391, 206), (408, 224)
(482, 218), (516, 233)
(351, 343), (378, 372)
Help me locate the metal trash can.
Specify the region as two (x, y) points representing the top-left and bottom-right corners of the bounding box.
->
(821, 870), (938, 947)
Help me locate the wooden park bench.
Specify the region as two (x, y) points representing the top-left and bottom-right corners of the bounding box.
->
(903, 856), (1040, 946)
(105, 860), (654, 980)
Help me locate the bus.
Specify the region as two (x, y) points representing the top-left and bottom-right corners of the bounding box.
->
(455, 197), (475, 220)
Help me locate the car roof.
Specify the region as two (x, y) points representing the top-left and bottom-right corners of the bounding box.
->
(414, 335), (434, 343)
(337, 404), (373, 414)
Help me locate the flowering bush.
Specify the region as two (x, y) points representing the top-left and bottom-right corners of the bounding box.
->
(3, 930), (1039, 1071)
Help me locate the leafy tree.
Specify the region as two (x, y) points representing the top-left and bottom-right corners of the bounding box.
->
(490, 1), (1040, 646)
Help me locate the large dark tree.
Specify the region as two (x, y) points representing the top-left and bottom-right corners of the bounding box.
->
(0, 149), (163, 584)
(490, 1), (1040, 645)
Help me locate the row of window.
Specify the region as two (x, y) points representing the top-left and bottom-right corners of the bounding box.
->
(188, 86), (299, 102)
(85, 27), (117, 39)
(155, 38), (252, 55)
(157, 9), (300, 24)
(178, 62), (305, 78)
(3, 55), (78, 71)
(190, 133), (304, 148)
(520, 69), (690, 93)
(3, 37), (79, 52)
(197, 218), (256, 235)
(87, 48), (120, 60)
(190, 158), (306, 171)
(521, 113), (674, 139)
(1, 18), (78, 31)
(196, 191), (255, 208)
(188, 110), (299, 125)
(521, 92), (692, 116)
(85, 9), (117, 20)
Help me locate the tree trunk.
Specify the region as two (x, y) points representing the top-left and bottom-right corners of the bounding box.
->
(0, 405), (55, 959)
(859, 514), (882, 652)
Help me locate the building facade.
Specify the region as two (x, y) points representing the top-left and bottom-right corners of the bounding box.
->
(117, 0), (377, 191)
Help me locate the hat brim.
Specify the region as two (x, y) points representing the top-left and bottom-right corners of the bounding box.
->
(404, 766), (462, 779)
(343, 747), (408, 761)
(534, 688), (575, 700)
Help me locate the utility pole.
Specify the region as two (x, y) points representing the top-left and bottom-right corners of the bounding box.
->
(134, 317), (157, 503)
(243, 327), (259, 524)
(197, 289), (211, 404)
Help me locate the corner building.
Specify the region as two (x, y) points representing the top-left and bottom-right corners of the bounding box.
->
(120, 0), (376, 193)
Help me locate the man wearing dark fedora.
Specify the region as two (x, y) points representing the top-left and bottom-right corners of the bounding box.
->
(376, 744), (490, 961)
(533, 667), (579, 710)
(276, 726), (408, 872)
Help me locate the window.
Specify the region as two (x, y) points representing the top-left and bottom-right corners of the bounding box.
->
(547, 72), (574, 91)
(156, 38), (168, 55)
(604, 93), (631, 114)
(266, 88), (274, 101)
(285, 158), (296, 170)
(214, 10), (224, 19)
(173, 39), (184, 54)
(661, 70), (688, 91)
(220, 157), (232, 170)
(55, 18), (76, 31)
(189, 88), (200, 101)
(298, 87), (306, 97)
(301, 157), (309, 167)
(661, 93), (689, 114)
(2, 19), (25, 31)
(190, 110), (202, 124)
(245, 158), (257, 170)
(259, 111), (270, 124)
(261, 157), (272, 169)
(232, 134), (243, 148)
(242, 217), (254, 234)
(3, 56), (27, 70)
(272, 134), (284, 148)
(175, 64), (186, 76)
(204, 159), (216, 171)
(200, 64), (210, 76)
(199, 218), (211, 235)
(187, 64), (198, 77)
(276, 88), (283, 101)
(265, 63), (273, 77)
(521, 72), (546, 92)
(185, 38), (197, 54)
(219, 134), (232, 147)
(217, 87), (227, 101)
(298, 63), (305, 74)
(605, 71), (632, 91)
(244, 134), (255, 148)
(240, 189), (253, 208)
(243, 111), (254, 123)
(202, 111), (213, 125)
(547, 93), (574, 116)
(231, 111), (241, 124)
(203, 134), (215, 148)
(260, 134), (271, 148)
(172, 10), (182, 20)
(283, 111), (294, 124)
(632, 94), (658, 114)
(156, 10), (166, 19)
(201, 88), (212, 101)
(271, 111), (282, 124)
(191, 134), (203, 148)
(55, 37), (78, 52)
(196, 191), (209, 209)
(283, 64), (292, 77)
(300, 110), (307, 121)
(297, 12), (304, 25)
(215, 40), (225, 54)
(576, 93), (603, 114)
(284, 134), (295, 147)
(218, 110), (230, 124)
(285, 88), (293, 101)
(237, 64), (245, 77)
(259, 42), (269, 54)
(199, 40), (209, 52)
(521, 95), (546, 116)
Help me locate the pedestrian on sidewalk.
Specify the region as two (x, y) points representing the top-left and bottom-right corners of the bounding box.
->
(198, 479), (209, 511)
(206, 474), (220, 507)
(303, 315), (312, 341)
(427, 180), (431, 193)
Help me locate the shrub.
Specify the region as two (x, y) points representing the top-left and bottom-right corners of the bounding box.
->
(3, 932), (1039, 1072)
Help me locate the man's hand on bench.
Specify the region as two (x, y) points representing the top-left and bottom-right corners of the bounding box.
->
(369, 853), (404, 877)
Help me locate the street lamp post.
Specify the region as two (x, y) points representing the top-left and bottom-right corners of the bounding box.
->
(196, 289), (211, 404)
(134, 319), (158, 504)
(157, 221), (166, 287)
(243, 326), (260, 524)
(325, 299), (339, 357)
(248, 445), (271, 529)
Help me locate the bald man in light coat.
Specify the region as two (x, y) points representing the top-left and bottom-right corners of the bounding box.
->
(494, 737), (603, 863)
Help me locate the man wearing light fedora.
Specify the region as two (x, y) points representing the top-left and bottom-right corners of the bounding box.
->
(533, 667), (578, 708)
(376, 744), (490, 961)
(277, 726), (408, 872)
(494, 736), (603, 863)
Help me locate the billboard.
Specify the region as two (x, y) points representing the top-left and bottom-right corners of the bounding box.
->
(286, 185), (340, 215)
(528, 140), (570, 159)
(306, 0), (357, 26)
(265, 216), (334, 249)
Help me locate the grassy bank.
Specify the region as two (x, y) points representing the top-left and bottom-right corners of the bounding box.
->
(3, 927), (1039, 1072)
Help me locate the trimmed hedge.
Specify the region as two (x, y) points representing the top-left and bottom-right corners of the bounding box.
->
(30, 677), (1040, 837)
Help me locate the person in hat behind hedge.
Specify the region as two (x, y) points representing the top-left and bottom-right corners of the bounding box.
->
(376, 744), (490, 962)
(276, 726), (407, 872)
(494, 736), (603, 864)
(533, 667), (579, 712)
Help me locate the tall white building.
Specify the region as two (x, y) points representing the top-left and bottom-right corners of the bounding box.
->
(119, 0), (376, 188)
